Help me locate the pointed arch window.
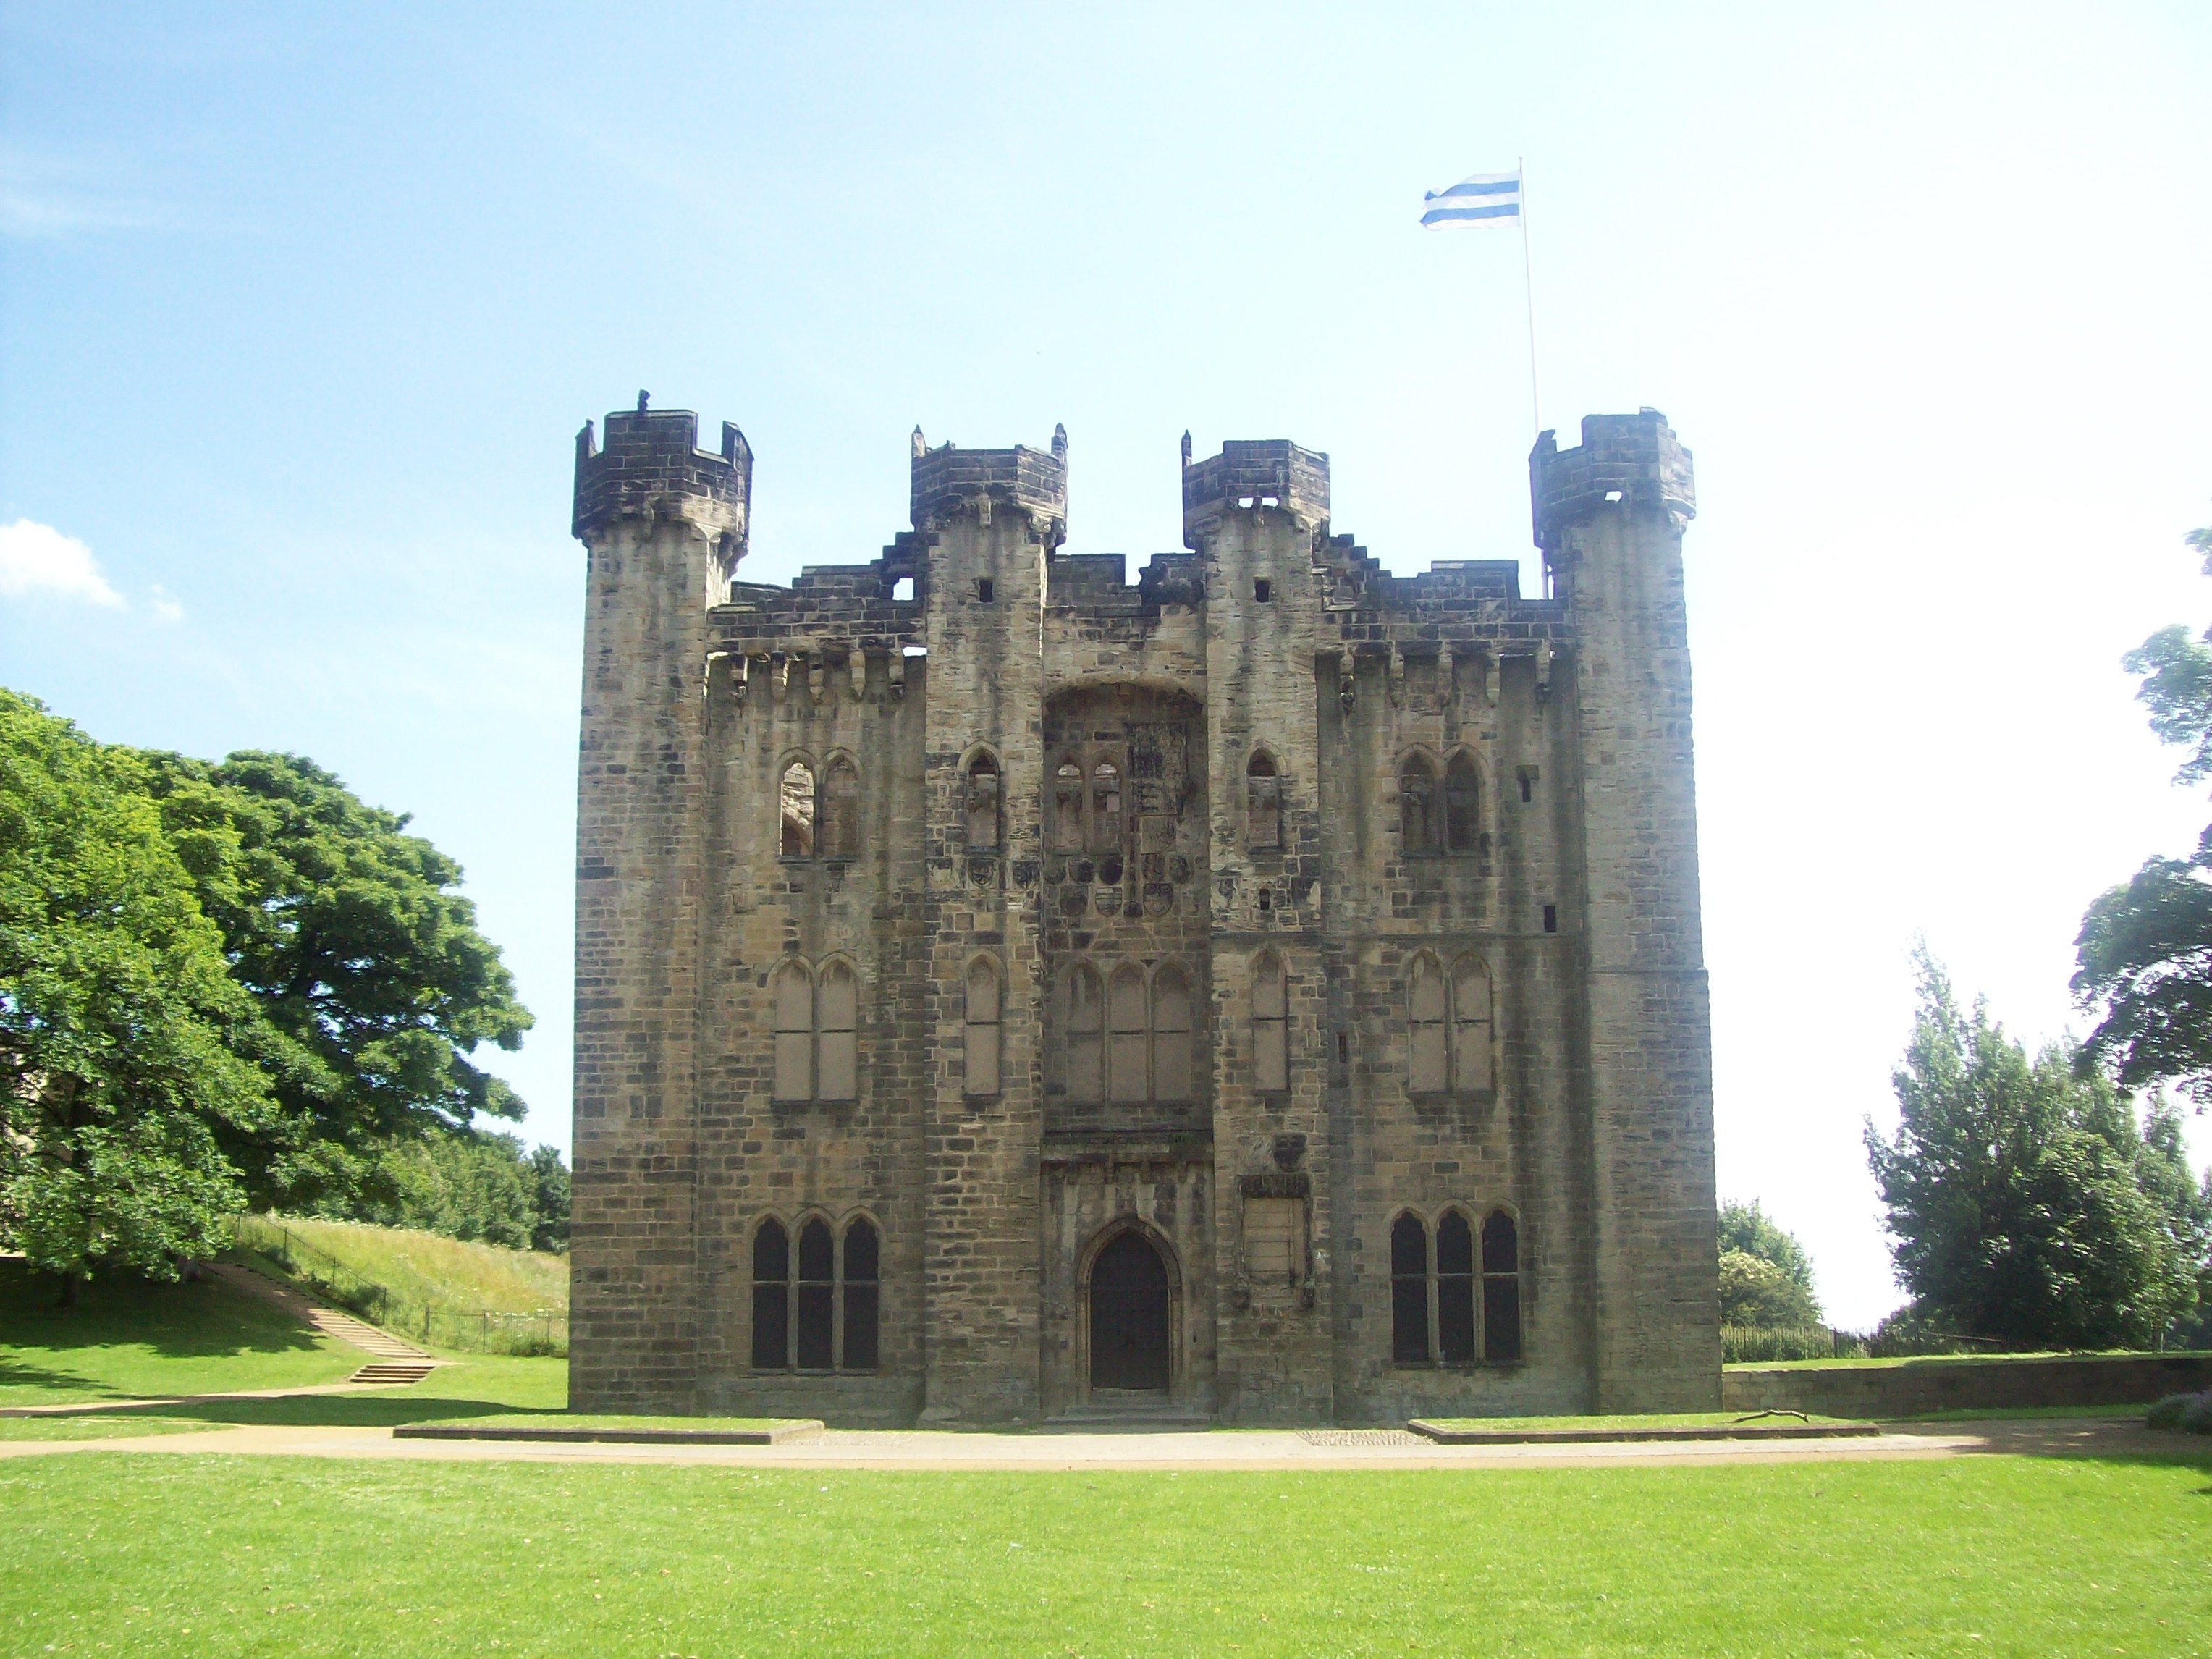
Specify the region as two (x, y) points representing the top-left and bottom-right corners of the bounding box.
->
(1436, 1210), (1477, 1362)
(1408, 955), (1448, 1094)
(964, 956), (1002, 1098)
(1053, 761), (1085, 853)
(965, 753), (1001, 851)
(1482, 1210), (1522, 1363)
(1451, 956), (1494, 1093)
(1062, 965), (1105, 1102)
(1153, 966), (1193, 1103)
(1391, 1212), (1431, 1364)
(1090, 762), (1122, 854)
(1107, 965), (1148, 1102)
(821, 756), (860, 861)
(772, 963), (814, 1102)
(797, 1217), (836, 1369)
(751, 1219), (790, 1369)
(1399, 755), (1439, 853)
(817, 962), (858, 1102)
(843, 1217), (880, 1370)
(780, 761), (816, 858)
(1444, 753), (1479, 853)
(1246, 752), (1281, 852)
(1252, 953), (1288, 1094)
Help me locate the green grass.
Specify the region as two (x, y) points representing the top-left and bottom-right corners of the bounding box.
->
(0, 1415), (206, 1440)
(1414, 1411), (1859, 1432)
(70, 1352), (571, 1432)
(1, 1453), (2207, 1656)
(1726, 1349), (2212, 1371)
(0, 1259), (360, 1405)
(237, 1215), (568, 1315)
(405, 1411), (799, 1433)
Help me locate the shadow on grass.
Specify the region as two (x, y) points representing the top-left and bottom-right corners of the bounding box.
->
(105, 1393), (556, 1430)
(0, 1259), (326, 1361)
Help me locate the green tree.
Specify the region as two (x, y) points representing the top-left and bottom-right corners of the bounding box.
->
(2075, 516), (2212, 1101)
(526, 1143), (570, 1253)
(1866, 950), (2202, 1349)
(0, 693), (275, 1293)
(1717, 1200), (1823, 1326)
(137, 750), (533, 1210)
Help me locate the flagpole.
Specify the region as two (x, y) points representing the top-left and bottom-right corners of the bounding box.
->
(1519, 156), (1542, 439)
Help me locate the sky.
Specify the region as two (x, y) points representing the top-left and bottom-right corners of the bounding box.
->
(4, 2), (2210, 1328)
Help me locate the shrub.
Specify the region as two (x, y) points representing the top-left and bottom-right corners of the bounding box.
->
(2145, 1390), (2212, 1433)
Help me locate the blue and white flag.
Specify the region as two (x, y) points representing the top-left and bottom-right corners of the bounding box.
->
(1421, 170), (1522, 229)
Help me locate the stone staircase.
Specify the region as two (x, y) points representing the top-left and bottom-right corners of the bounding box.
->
(206, 1260), (438, 1384)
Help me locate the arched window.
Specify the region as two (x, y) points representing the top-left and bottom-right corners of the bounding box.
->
(1063, 965), (1104, 1102)
(1444, 753), (1479, 853)
(965, 753), (1001, 851)
(751, 1219), (790, 1369)
(816, 961), (858, 1102)
(1090, 761), (1122, 854)
(1399, 755), (1439, 853)
(796, 1217), (836, 1369)
(1436, 1210), (1476, 1362)
(1408, 955), (1448, 1094)
(842, 1217), (880, 1371)
(1053, 761), (1085, 853)
(1152, 966), (1193, 1103)
(780, 761), (816, 858)
(1246, 752), (1281, 852)
(821, 756), (860, 861)
(1482, 1210), (1522, 1363)
(1452, 957), (1493, 1093)
(1107, 964), (1148, 1103)
(1391, 1212), (1431, 1364)
(964, 956), (1002, 1098)
(1252, 953), (1288, 1094)
(772, 963), (814, 1102)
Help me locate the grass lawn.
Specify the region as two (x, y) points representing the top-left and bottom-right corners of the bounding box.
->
(0, 1416), (205, 1440)
(68, 1352), (572, 1432)
(405, 1411), (800, 1433)
(237, 1216), (568, 1316)
(1726, 1350), (2212, 1371)
(1413, 1411), (1859, 1433)
(2, 1452), (2208, 1656)
(0, 1259), (359, 1405)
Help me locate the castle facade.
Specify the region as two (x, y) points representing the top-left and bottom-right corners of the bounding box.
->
(568, 402), (1718, 1424)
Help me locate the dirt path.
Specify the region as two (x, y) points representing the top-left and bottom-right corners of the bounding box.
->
(0, 1417), (2191, 1472)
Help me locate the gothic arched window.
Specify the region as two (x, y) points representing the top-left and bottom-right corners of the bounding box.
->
(1107, 964), (1148, 1103)
(964, 956), (1002, 1098)
(1482, 1210), (1523, 1363)
(965, 753), (1001, 852)
(1246, 752), (1281, 852)
(1252, 952), (1288, 1094)
(843, 1217), (880, 1371)
(1062, 964), (1104, 1102)
(1444, 753), (1479, 853)
(1153, 966), (1193, 1103)
(1437, 1210), (1477, 1362)
(1408, 955), (1448, 1094)
(752, 1218), (790, 1369)
(772, 963), (814, 1102)
(1399, 755), (1439, 853)
(796, 1217), (836, 1369)
(1391, 1212), (1431, 1364)
(821, 756), (860, 861)
(1090, 761), (1122, 855)
(816, 961), (858, 1102)
(1452, 956), (1494, 1093)
(780, 761), (816, 858)
(1053, 761), (1084, 853)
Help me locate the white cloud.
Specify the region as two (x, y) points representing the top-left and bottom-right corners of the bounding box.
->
(0, 520), (124, 608)
(148, 583), (186, 625)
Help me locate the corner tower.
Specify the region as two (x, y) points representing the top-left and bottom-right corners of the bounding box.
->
(1533, 410), (1718, 1411)
(570, 399), (752, 1411)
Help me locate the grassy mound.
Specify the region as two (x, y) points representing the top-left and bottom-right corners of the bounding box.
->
(0, 1257), (360, 1405)
(237, 1217), (567, 1317)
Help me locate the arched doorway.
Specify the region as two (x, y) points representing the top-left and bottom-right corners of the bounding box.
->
(1089, 1230), (1171, 1393)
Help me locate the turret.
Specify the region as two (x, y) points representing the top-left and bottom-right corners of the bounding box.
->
(1529, 409), (1694, 596)
(573, 397), (753, 604)
(1181, 439), (1330, 549)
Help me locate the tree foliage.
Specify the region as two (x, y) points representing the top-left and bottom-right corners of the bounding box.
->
(1867, 950), (2208, 1349)
(1716, 1200), (1823, 1327)
(344, 1130), (569, 1254)
(0, 693), (275, 1285)
(2075, 515), (2212, 1101)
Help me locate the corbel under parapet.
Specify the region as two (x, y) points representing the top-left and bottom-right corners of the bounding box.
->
(847, 646), (868, 701)
(1338, 647), (1357, 712)
(1535, 638), (1553, 706)
(1438, 642), (1456, 710)
(1485, 648), (1502, 709)
(806, 652), (826, 706)
(1388, 645), (1406, 708)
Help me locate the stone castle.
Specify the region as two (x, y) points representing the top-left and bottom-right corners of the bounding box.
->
(568, 398), (1718, 1424)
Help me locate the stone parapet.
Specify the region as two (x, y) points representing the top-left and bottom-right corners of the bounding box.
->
(1529, 410), (1694, 552)
(573, 403), (752, 541)
(909, 428), (1067, 531)
(1182, 440), (1330, 548)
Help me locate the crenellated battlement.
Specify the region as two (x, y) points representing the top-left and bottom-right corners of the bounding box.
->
(1529, 409), (1694, 554)
(909, 424), (1068, 533)
(1181, 439), (1330, 549)
(573, 397), (753, 544)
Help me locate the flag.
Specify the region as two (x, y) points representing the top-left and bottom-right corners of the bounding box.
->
(1421, 170), (1521, 229)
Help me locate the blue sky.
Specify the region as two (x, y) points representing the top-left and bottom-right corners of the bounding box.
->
(4, 2), (2209, 1325)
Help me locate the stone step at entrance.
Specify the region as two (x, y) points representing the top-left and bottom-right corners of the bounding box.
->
(347, 1362), (439, 1385)
(1045, 1390), (1212, 1432)
(206, 1261), (439, 1371)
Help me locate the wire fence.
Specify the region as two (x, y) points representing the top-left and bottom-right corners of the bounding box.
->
(233, 1212), (568, 1357)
